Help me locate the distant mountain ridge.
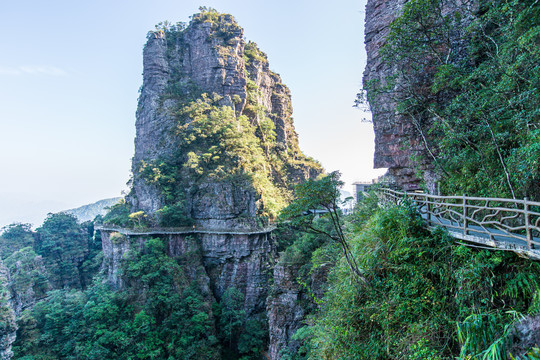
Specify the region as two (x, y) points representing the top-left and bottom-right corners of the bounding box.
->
(64, 197), (121, 223)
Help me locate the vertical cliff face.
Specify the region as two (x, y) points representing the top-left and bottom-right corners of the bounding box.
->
(102, 229), (272, 316)
(363, 0), (415, 188)
(363, 0), (476, 191)
(267, 264), (306, 359)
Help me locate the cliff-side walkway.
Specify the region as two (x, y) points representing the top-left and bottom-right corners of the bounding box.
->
(95, 224), (276, 236)
(378, 188), (540, 260)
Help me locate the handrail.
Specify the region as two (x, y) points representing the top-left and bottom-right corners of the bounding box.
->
(377, 188), (540, 258)
(95, 224), (276, 236)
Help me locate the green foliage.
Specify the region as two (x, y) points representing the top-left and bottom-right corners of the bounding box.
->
(301, 202), (540, 359)
(109, 232), (126, 245)
(280, 171), (343, 231)
(156, 202), (193, 227)
(216, 286), (268, 360)
(512, 347), (540, 360)
(139, 93), (290, 219)
(102, 199), (131, 227)
(218, 286), (246, 354)
(0, 223), (34, 259)
(128, 210), (148, 228)
(4, 247), (49, 302)
(35, 213), (98, 289)
(175, 94), (268, 180)
(243, 41), (268, 65)
(137, 12), (321, 223)
(153, 20), (186, 34)
(281, 171), (365, 282)
(193, 7), (226, 24)
(14, 237), (222, 360)
(191, 7), (239, 42)
(0, 263), (16, 335)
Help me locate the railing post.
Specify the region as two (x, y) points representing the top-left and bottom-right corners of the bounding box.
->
(524, 197), (534, 249)
(426, 194), (431, 225)
(463, 194), (469, 236)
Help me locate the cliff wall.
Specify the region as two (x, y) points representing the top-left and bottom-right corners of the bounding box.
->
(363, 0), (476, 191)
(102, 229), (272, 316)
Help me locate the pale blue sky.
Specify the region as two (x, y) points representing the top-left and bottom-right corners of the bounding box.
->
(0, 0), (385, 227)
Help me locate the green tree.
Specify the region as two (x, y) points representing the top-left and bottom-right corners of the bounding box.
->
(35, 213), (91, 289)
(218, 286), (245, 350)
(102, 199), (131, 227)
(304, 201), (540, 359)
(0, 223), (34, 259)
(4, 247), (50, 305)
(280, 171), (366, 284)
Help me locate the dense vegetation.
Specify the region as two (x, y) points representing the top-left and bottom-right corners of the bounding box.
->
(371, 0), (540, 199)
(279, 187), (540, 359)
(0, 214), (99, 292)
(3, 183), (540, 359)
(1, 217), (267, 360)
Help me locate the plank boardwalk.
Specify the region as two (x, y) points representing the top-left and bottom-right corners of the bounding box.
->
(378, 188), (540, 260)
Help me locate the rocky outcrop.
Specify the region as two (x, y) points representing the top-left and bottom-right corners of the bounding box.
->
(267, 260), (330, 359)
(267, 264), (306, 359)
(129, 13), (319, 219)
(4, 252), (48, 315)
(101, 231), (133, 289)
(197, 232), (273, 314)
(189, 181), (259, 230)
(363, 0), (414, 188)
(363, 0), (476, 191)
(0, 250), (50, 360)
(510, 314), (540, 357)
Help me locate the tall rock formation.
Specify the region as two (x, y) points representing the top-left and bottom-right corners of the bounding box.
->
(101, 9), (322, 359)
(0, 248), (50, 360)
(363, 0), (415, 189)
(363, 0), (476, 191)
(128, 11), (319, 223)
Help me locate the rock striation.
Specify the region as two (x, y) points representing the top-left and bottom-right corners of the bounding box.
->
(363, 0), (414, 187)
(102, 229), (273, 315)
(267, 260), (330, 359)
(267, 264), (307, 359)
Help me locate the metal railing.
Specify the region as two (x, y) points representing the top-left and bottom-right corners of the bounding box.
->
(95, 224), (276, 236)
(378, 188), (540, 253)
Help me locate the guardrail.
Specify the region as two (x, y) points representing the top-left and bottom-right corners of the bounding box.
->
(378, 188), (540, 256)
(95, 224), (276, 236)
